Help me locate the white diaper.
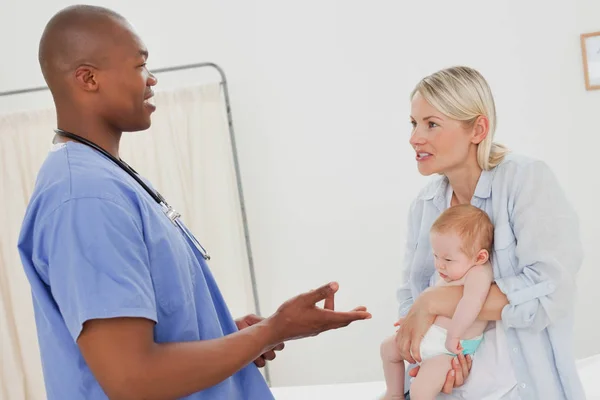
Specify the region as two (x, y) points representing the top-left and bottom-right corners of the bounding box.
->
(418, 324), (483, 362)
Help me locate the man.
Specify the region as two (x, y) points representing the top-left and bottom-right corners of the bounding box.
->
(17, 5), (371, 400)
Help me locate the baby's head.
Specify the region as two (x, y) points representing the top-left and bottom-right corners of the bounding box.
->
(430, 204), (494, 282)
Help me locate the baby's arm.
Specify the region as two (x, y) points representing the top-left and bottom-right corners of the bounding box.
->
(445, 263), (494, 353)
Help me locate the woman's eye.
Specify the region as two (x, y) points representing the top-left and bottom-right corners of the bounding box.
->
(429, 121), (438, 128)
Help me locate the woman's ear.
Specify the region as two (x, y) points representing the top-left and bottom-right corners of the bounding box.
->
(471, 115), (489, 145)
(475, 249), (489, 265)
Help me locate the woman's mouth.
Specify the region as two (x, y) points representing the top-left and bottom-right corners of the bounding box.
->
(416, 152), (432, 162)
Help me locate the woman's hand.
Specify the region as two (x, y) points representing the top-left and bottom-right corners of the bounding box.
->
(394, 294), (436, 364)
(408, 353), (473, 394)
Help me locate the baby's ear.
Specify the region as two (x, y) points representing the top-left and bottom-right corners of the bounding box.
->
(475, 249), (489, 265)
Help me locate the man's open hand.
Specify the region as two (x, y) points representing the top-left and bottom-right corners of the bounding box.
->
(265, 282), (372, 343)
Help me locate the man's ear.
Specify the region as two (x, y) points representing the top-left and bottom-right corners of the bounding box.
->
(475, 249), (489, 265)
(74, 65), (100, 92)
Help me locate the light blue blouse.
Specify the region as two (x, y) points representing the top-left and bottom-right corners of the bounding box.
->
(397, 153), (585, 399)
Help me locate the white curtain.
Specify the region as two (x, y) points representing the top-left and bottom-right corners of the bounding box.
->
(0, 83), (256, 399)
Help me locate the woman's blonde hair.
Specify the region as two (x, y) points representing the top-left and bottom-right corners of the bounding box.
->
(411, 66), (509, 170)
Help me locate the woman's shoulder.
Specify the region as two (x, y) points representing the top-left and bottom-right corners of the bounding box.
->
(492, 152), (554, 181)
(489, 152), (566, 208)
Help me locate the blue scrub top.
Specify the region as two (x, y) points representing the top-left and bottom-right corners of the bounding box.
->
(18, 142), (274, 400)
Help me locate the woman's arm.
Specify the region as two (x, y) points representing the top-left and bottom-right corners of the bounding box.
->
(395, 281), (508, 365)
(396, 199), (421, 318)
(494, 160), (582, 331)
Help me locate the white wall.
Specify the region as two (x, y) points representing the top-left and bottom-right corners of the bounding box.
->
(572, 0), (600, 378)
(2, 0), (599, 389)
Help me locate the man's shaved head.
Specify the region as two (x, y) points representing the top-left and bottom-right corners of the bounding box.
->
(39, 5), (132, 94)
(39, 5), (157, 134)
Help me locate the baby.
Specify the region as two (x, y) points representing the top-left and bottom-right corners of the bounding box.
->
(380, 204), (495, 400)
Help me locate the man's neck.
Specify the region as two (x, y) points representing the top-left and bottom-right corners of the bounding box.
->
(55, 113), (122, 158)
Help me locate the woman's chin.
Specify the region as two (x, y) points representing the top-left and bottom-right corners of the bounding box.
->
(417, 164), (437, 176)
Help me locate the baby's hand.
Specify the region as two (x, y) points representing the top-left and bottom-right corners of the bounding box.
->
(445, 336), (463, 355)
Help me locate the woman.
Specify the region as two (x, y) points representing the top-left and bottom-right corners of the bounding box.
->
(395, 66), (584, 399)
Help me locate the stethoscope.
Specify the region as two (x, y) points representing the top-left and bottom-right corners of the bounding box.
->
(54, 128), (210, 260)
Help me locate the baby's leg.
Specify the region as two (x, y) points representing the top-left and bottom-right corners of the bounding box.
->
(409, 354), (453, 400)
(380, 334), (406, 399)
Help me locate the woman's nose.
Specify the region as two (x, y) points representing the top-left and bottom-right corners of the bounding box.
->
(409, 128), (426, 147)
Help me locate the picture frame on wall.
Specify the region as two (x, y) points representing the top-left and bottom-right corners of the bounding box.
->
(581, 31), (600, 91)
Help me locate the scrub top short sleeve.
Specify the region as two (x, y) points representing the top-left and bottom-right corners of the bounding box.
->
(39, 197), (158, 341)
